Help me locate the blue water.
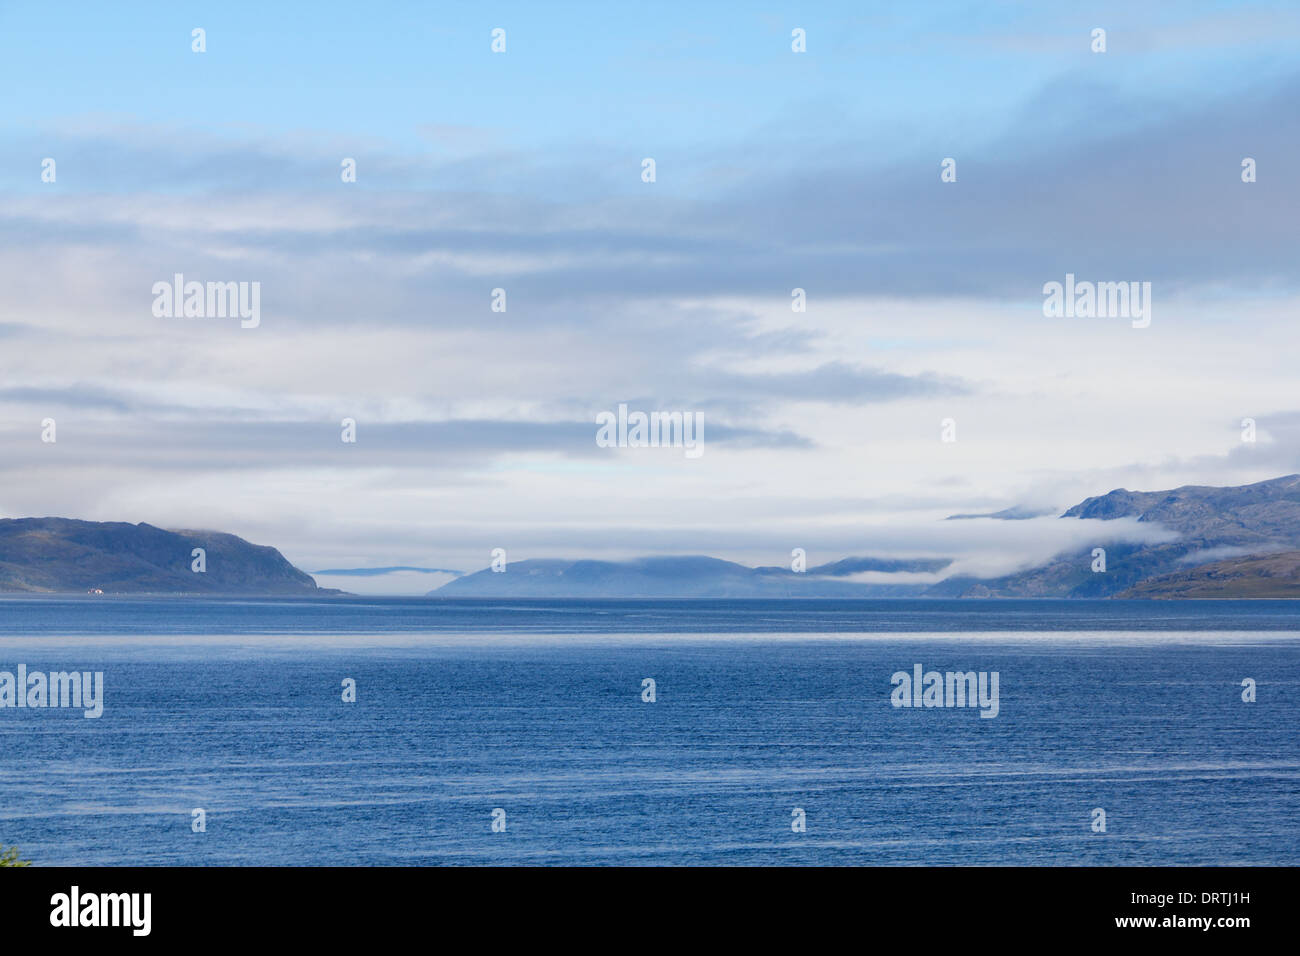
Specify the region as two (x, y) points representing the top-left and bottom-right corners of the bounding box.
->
(0, 598), (1297, 865)
(5, 595), (1300, 633)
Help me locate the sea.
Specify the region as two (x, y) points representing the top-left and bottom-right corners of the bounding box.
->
(0, 596), (1296, 866)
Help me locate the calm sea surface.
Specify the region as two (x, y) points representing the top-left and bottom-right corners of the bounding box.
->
(0, 598), (1296, 865)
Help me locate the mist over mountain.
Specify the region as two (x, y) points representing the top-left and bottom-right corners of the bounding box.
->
(936, 474), (1300, 598)
(0, 518), (329, 594)
(432, 476), (1300, 599)
(7, 476), (1300, 598)
(431, 556), (942, 598)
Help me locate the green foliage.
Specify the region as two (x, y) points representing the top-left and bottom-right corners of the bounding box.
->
(0, 846), (30, 867)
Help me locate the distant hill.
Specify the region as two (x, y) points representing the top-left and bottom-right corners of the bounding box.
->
(0, 518), (330, 594)
(311, 566), (463, 577)
(944, 505), (1056, 520)
(431, 555), (948, 598)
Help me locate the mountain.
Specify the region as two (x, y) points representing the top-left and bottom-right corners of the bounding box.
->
(1062, 474), (1300, 540)
(804, 556), (951, 576)
(945, 505), (1056, 520)
(431, 555), (948, 598)
(1118, 550), (1300, 598)
(311, 566), (463, 577)
(430, 475), (1300, 599)
(935, 474), (1300, 598)
(0, 518), (331, 594)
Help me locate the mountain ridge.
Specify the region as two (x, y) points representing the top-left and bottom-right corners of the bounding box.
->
(0, 517), (331, 594)
(8, 475), (1300, 598)
(430, 555), (932, 598)
(936, 474), (1300, 598)
(431, 475), (1300, 599)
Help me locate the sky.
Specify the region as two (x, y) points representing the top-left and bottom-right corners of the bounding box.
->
(1, 1), (1298, 593)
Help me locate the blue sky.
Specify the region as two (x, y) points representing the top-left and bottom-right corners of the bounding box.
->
(5, 1), (1297, 195)
(1, 1), (1298, 592)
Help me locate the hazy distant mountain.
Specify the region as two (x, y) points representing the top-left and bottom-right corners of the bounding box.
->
(944, 505), (1057, 520)
(431, 555), (948, 598)
(804, 556), (952, 576)
(0, 518), (330, 594)
(311, 566), (463, 577)
(432, 475), (1300, 599)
